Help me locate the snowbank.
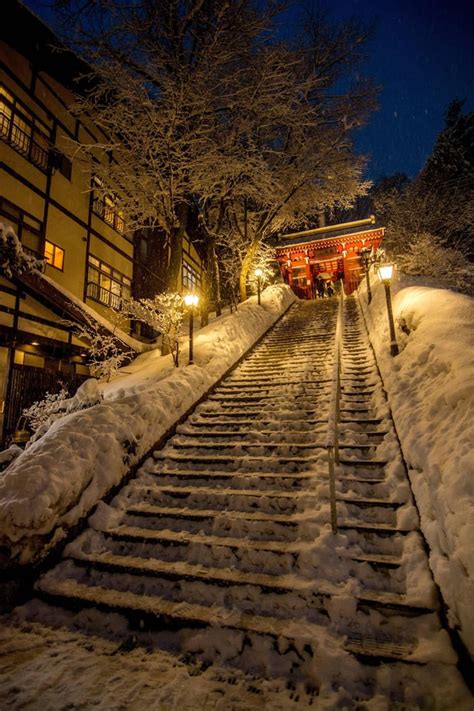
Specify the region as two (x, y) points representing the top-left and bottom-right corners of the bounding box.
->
(359, 274), (474, 656)
(0, 285), (296, 567)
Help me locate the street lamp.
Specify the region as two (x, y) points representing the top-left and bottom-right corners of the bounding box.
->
(376, 263), (399, 356)
(254, 268), (263, 305)
(183, 293), (199, 365)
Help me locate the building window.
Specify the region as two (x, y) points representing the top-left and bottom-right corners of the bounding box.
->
(49, 148), (73, 180)
(0, 86), (51, 171)
(87, 255), (131, 309)
(44, 240), (65, 270)
(92, 177), (125, 234)
(182, 261), (201, 292)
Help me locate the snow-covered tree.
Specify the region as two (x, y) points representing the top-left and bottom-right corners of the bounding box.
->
(69, 315), (133, 382)
(124, 292), (184, 367)
(396, 232), (474, 294)
(0, 222), (45, 278)
(54, 0), (286, 292)
(374, 101), (474, 269)
(52, 1), (375, 302)
(195, 10), (376, 301)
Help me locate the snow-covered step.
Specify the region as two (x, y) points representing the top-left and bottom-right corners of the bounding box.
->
(91, 524), (312, 553)
(126, 502), (314, 524)
(222, 378), (329, 387)
(191, 413), (329, 423)
(36, 576), (430, 663)
(133, 483), (313, 499)
(165, 440), (377, 453)
(175, 426), (328, 438)
(153, 453), (327, 467)
(147, 469), (318, 482)
(338, 520), (413, 534)
(66, 550), (324, 596)
(336, 496), (402, 508)
(26, 295), (462, 684)
(350, 552), (403, 568)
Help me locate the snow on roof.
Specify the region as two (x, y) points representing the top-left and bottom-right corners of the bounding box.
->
(276, 224), (384, 250)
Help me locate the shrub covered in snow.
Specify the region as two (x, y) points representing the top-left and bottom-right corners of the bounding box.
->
(23, 387), (70, 434)
(0, 222), (45, 278)
(395, 232), (474, 295)
(69, 315), (134, 382)
(23, 379), (103, 445)
(124, 292), (184, 366)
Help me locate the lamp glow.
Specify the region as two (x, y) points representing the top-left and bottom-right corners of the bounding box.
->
(184, 293), (199, 308)
(377, 263), (394, 283)
(254, 268), (263, 305)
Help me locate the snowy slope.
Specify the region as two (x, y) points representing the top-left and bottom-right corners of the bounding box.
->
(359, 274), (474, 656)
(0, 285), (295, 566)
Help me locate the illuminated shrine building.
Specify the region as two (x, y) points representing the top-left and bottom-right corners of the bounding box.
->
(275, 217), (384, 299)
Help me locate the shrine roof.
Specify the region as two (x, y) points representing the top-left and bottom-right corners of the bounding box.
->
(276, 223), (384, 250)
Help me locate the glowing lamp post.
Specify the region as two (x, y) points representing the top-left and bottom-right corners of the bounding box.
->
(184, 293), (199, 365)
(254, 268), (263, 305)
(377, 263), (399, 356)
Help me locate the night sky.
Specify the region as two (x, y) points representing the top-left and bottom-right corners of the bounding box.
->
(22, 0), (474, 181)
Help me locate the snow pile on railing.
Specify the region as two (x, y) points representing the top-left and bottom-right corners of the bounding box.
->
(0, 284), (296, 567)
(359, 276), (474, 656)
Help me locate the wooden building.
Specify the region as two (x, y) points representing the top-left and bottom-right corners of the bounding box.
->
(0, 0), (203, 445)
(275, 217), (384, 299)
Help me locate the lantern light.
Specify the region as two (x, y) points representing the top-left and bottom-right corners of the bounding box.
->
(377, 263), (394, 283)
(184, 293), (199, 308)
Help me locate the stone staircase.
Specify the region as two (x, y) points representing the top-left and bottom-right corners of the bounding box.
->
(33, 297), (462, 692)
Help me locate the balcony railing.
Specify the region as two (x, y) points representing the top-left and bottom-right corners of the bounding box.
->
(87, 281), (122, 310)
(0, 109), (49, 171)
(92, 196), (125, 234)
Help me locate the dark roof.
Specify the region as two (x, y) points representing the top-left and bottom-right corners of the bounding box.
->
(1, 0), (92, 93)
(277, 223), (384, 249)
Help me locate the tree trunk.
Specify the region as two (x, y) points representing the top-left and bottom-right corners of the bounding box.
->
(239, 238), (260, 302)
(213, 249), (222, 317)
(200, 270), (211, 328)
(167, 203), (189, 292)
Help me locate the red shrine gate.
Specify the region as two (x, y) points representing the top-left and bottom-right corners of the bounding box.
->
(275, 217), (384, 299)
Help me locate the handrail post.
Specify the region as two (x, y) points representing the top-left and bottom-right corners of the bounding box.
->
(326, 289), (343, 533)
(328, 446), (338, 533)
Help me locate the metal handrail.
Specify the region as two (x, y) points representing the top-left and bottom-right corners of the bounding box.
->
(326, 288), (344, 533)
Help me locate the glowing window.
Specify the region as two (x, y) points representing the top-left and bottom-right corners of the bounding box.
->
(44, 240), (64, 270)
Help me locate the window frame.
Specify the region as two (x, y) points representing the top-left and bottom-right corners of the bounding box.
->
(0, 85), (52, 171)
(182, 260), (201, 293)
(91, 177), (125, 234)
(44, 240), (65, 271)
(86, 254), (131, 309)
